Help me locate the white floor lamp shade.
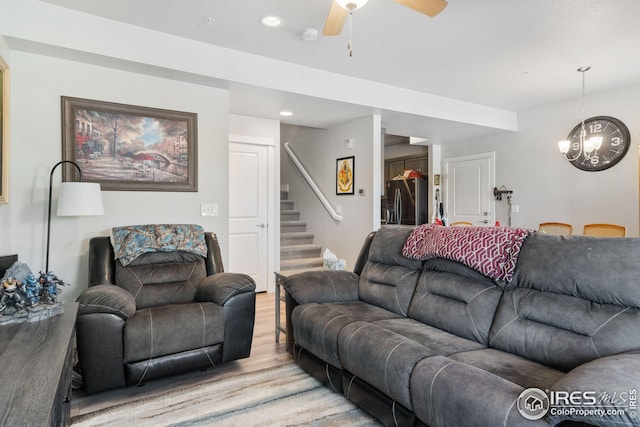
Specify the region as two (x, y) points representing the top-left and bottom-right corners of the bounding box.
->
(46, 160), (104, 273)
(56, 182), (104, 216)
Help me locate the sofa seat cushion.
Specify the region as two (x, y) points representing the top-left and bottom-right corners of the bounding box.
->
(449, 348), (564, 390)
(370, 318), (486, 355)
(291, 301), (400, 368)
(338, 320), (485, 411)
(548, 352), (640, 427)
(123, 302), (225, 363)
(411, 355), (549, 427)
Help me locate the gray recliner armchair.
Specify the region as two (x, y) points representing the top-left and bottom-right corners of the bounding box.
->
(75, 226), (256, 395)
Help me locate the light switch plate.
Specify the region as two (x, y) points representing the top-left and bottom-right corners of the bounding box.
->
(201, 203), (219, 216)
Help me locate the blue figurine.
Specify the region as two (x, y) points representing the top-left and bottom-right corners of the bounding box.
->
(24, 273), (41, 306)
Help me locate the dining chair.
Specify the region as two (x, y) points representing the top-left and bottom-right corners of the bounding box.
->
(583, 223), (627, 237)
(450, 221), (473, 227)
(538, 222), (573, 235)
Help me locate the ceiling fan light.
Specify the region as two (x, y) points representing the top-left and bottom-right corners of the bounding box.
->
(336, 0), (369, 11)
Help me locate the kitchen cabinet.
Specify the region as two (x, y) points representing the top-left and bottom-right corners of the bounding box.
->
(384, 155), (428, 182)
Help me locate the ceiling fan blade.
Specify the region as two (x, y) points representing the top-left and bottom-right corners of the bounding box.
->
(323, 0), (349, 36)
(393, 0), (448, 17)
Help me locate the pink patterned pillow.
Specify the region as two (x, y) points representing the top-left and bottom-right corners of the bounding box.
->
(402, 224), (532, 281)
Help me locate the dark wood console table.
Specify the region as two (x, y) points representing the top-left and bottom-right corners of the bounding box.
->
(0, 303), (78, 426)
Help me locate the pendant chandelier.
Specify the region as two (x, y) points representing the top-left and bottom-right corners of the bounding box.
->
(558, 66), (603, 160)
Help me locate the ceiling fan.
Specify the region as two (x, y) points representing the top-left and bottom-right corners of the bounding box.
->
(323, 0), (448, 36)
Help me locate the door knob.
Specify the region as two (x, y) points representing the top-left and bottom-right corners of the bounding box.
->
(257, 223), (266, 228)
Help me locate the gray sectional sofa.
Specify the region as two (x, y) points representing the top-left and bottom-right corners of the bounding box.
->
(283, 225), (640, 427)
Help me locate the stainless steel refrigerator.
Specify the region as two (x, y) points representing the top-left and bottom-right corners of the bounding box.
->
(384, 177), (428, 225)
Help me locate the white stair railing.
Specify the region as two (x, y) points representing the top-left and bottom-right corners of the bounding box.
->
(283, 142), (343, 222)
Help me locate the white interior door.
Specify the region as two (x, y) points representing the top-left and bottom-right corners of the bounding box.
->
(444, 152), (495, 226)
(229, 142), (268, 292)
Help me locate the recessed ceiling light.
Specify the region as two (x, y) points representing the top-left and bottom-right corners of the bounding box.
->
(280, 111), (293, 117)
(261, 15), (284, 28)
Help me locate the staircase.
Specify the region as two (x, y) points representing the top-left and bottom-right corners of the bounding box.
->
(280, 190), (323, 270)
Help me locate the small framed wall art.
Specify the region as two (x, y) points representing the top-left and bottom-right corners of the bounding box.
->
(336, 156), (354, 195)
(61, 96), (198, 191)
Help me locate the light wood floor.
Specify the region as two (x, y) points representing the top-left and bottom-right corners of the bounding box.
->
(71, 292), (292, 418)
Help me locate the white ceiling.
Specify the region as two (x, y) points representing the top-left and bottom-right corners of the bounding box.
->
(38, 0), (640, 142)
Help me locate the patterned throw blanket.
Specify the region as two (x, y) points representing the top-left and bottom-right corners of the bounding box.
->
(402, 224), (532, 281)
(111, 224), (208, 266)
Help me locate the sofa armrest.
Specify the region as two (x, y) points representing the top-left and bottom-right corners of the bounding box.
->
(283, 270), (359, 304)
(75, 284), (135, 395)
(76, 284), (136, 320)
(196, 273), (256, 305)
(548, 352), (640, 427)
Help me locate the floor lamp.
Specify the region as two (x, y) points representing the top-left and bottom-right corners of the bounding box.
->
(46, 160), (104, 273)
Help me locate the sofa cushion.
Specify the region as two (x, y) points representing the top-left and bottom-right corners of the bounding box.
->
(512, 233), (640, 307)
(449, 348), (564, 390)
(408, 258), (503, 345)
(411, 356), (549, 427)
(291, 301), (400, 368)
(116, 251), (207, 309)
(370, 318), (486, 356)
(490, 233), (640, 372)
(548, 352), (640, 427)
(123, 301), (225, 363)
(358, 226), (423, 316)
(338, 321), (434, 411)
(338, 319), (486, 412)
(490, 286), (640, 372)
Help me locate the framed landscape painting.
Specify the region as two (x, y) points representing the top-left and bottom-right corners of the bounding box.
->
(61, 97), (197, 191)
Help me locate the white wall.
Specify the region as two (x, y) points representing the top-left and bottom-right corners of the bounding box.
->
(281, 117), (377, 269)
(442, 83), (640, 235)
(0, 51), (230, 301)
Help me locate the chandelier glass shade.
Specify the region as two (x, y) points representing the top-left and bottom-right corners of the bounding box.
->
(558, 66), (602, 160)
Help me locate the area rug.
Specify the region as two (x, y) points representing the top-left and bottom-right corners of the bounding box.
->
(71, 363), (381, 427)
